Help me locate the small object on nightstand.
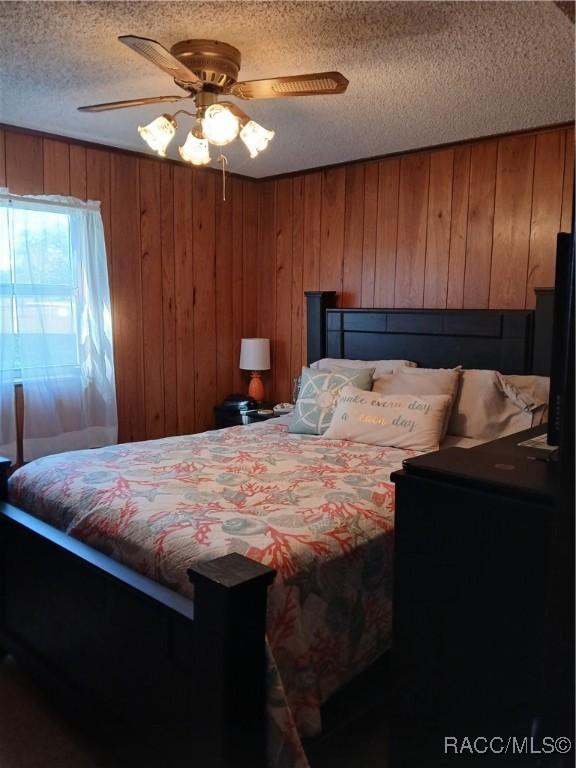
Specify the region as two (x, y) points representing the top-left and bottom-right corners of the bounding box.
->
(221, 393), (257, 411)
(214, 398), (277, 429)
(273, 403), (294, 415)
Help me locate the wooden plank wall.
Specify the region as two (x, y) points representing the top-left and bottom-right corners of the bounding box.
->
(257, 126), (575, 403)
(1, 124), (573, 424)
(0, 128), (259, 441)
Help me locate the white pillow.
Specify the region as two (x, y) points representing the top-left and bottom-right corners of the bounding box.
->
(311, 358), (417, 376)
(448, 370), (547, 441)
(505, 375), (549, 426)
(323, 385), (452, 452)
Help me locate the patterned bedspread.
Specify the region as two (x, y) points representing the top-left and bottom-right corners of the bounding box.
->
(8, 420), (418, 768)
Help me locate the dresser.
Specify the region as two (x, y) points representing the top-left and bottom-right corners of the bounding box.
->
(391, 426), (560, 738)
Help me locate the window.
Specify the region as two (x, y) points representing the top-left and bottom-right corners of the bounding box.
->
(0, 205), (80, 377)
(0, 191), (117, 462)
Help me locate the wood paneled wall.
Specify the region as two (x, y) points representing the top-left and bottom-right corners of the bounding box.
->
(0, 127), (259, 441)
(257, 126), (575, 403)
(1, 123), (573, 430)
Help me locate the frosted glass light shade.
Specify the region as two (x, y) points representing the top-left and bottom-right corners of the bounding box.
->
(138, 114), (176, 157)
(202, 104), (240, 146)
(240, 120), (275, 158)
(179, 131), (211, 165)
(239, 338), (270, 371)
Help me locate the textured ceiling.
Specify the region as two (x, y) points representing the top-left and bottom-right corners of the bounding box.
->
(0, 1), (574, 178)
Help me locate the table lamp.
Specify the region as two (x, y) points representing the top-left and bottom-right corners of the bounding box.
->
(240, 338), (270, 402)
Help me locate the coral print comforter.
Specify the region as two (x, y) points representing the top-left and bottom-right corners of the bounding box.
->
(9, 419), (418, 768)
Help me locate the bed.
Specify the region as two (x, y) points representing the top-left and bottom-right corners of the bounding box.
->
(0, 291), (553, 768)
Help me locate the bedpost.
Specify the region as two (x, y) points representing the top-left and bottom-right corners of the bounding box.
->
(533, 287), (554, 375)
(0, 456), (10, 659)
(0, 457), (11, 501)
(305, 291), (337, 365)
(188, 553), (276, 768)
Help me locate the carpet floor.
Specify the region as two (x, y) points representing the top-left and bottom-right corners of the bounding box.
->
(0, 656), (388, 768)
(0, 657), (173, 768)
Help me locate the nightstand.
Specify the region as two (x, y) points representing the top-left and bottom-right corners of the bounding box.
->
(214, 403), (277, 429)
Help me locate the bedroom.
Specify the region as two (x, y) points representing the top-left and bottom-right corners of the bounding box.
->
(0, 1), (574, 767)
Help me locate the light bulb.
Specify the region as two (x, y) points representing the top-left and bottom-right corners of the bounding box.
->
(137, 114), (176, 157)
(202, 104), (240, 146)
(239, 120), (275, 158)
(179, 131), (211, 166)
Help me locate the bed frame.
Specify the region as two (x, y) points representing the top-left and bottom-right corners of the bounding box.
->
(0, 290), (553, 767)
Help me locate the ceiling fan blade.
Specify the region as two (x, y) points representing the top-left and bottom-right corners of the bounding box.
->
(78, 95), (193, 113)
(229, 72), (348, 100)
(119, 35), (203, 87)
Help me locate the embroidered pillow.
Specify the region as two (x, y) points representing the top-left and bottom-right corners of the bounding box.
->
(372, 367), (462, 439)
(289, 367), (374, 435)
(323, 386), (452, 451)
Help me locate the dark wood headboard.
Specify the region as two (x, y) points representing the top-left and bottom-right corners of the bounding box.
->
(305, 290), (554, 376)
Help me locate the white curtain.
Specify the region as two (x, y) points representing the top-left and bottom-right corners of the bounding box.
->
(0, 189), (117, 463)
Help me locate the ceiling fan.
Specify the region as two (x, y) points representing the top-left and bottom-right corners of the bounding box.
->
(78, 35), (349, 165)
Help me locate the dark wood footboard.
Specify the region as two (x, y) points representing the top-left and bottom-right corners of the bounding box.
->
(0, 459), (275, 768)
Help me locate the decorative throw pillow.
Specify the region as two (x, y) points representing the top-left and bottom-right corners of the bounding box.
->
(372, 367), (462, 439)
(311, 358), (417, 376)
(447, 369), (547, 441)
(323, 386), (452, 451)
(289, 367), (375, 435)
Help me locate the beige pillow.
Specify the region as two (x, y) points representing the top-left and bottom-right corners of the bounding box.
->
(372, 367), (461, 439)
(448, 369), (545, 441)
(323, 385), (452, 452)
(311, 358), (417, 376)
(506, 375), (549, 426)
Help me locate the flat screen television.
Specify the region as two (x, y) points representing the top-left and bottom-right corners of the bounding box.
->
(547, 231), (575, 460)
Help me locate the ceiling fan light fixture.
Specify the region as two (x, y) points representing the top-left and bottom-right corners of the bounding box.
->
(239, 120), (275, 158)
(179, 130), (211, 166)
(84, 36), (349, 173)
(137, 114), (176, 156)
(202, 103), (239, 146)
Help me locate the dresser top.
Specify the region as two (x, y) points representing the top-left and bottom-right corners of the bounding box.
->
(399, 426), (557, 504)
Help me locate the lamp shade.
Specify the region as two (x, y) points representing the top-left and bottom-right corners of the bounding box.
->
(240, 338), (270, 371)
(137, 114), (176, 157)
(202, 104), (240, 146)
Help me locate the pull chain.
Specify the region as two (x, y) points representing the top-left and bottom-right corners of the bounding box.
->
(218, 154), (228, 201)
